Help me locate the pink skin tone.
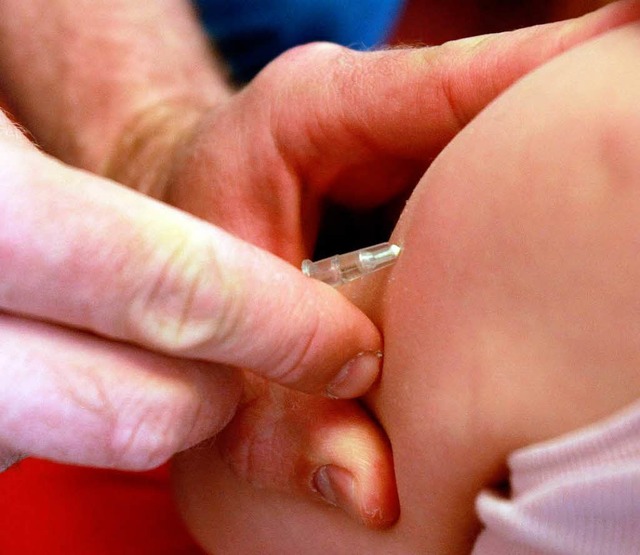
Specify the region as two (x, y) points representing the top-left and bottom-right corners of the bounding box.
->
(173, 15), (640, 555)
(0, 0), (382, 487)
(3, 0), (636, 527)
(164, 2), (640, 527)
(1, 0), (638, 530)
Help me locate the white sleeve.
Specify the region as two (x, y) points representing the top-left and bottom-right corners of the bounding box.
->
(472, 399), (640, 555)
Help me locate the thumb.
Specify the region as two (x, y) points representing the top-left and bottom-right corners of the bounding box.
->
(365, 0), (640, 157)
(330, 0), (640, 157)
(265, 0), (640, 202)
(0, 139), (381, 399)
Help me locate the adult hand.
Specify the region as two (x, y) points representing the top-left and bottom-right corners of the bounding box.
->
(125, 0), (640, 254)
(111, 0), (640, 528)
(173, 16), (640, 555)
(2, 0), (639, 529)
(0, 112), (382, 475)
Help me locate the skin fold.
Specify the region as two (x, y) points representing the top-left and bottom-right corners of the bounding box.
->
(1, 0), (638, 534)
(173, 18), (640, 555)
(4, 0), (635, 525)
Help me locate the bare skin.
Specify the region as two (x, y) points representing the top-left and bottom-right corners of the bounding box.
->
(0, 1), (383, 495)
(173, 13), (640, 555)
(4, 0), (635, 527)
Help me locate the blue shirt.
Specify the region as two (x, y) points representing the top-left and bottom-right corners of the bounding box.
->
(192, 0), (404, 82)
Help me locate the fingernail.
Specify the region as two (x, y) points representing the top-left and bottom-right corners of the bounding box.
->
(313, 465), (359, 519)
(325, 350), (382, 399)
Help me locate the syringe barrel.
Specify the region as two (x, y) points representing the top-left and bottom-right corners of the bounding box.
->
(302, 242), (401, 287)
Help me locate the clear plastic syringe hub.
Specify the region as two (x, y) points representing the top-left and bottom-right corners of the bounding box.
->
(301, 242), (401, 287)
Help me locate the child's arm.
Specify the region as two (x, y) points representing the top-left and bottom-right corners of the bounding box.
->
(174, 14), (640, 555)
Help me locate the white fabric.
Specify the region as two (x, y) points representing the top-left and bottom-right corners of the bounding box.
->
(473, 400), (640, 555)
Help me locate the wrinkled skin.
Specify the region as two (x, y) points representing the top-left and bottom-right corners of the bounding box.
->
(0, 0), (634, 532)
(163, 2), (640, 526)
(173, 15), (640, 555)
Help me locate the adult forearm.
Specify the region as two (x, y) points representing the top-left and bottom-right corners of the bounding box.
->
(0, 0), (230, 181)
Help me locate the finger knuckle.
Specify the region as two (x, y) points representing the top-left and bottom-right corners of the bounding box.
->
(129, 237), (240, 354)
(269, 306), (322, 390)
(108, 390), (199, 471)
(256, 42), (352, 101)
(265, 41), (348, 75)
(434, 56), (470, 134)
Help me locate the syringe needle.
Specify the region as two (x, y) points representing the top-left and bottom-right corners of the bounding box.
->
(302, 242), (401, 288)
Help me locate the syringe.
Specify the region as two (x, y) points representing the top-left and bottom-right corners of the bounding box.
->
(301, 242), (401, 288)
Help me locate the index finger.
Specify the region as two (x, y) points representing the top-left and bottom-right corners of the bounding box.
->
(338, 0), (640, 157)
(267, 0), (640, 202)
(0, 139), (381, 398)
